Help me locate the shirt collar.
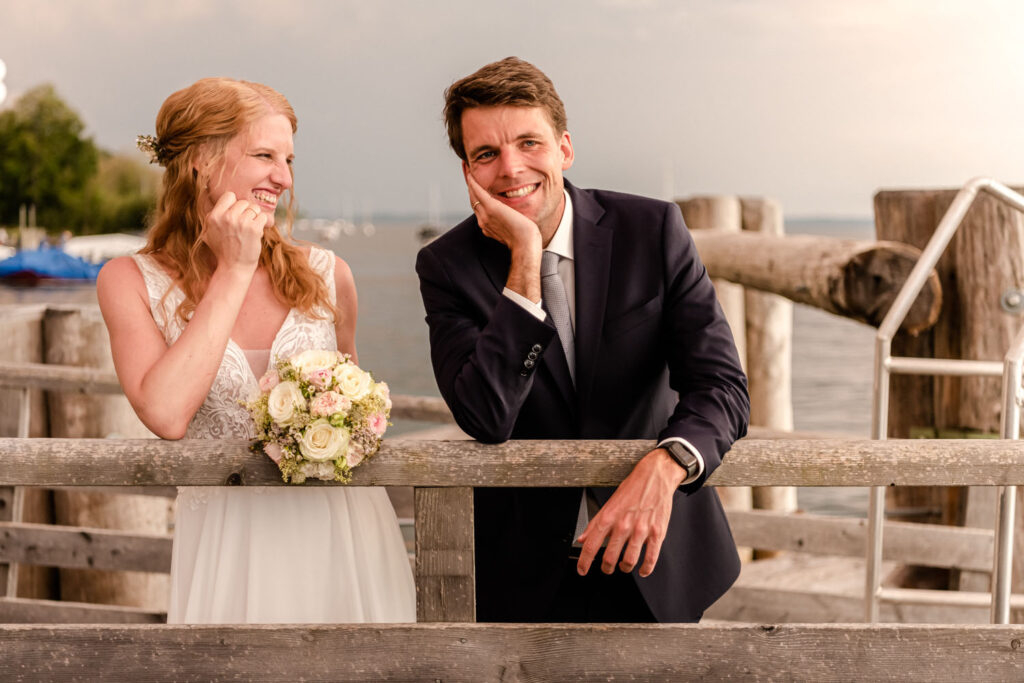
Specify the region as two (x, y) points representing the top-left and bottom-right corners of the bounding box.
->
(544, 190), (574, 261)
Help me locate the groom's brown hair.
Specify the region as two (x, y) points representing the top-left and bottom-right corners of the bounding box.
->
(443, 56), (568, 162)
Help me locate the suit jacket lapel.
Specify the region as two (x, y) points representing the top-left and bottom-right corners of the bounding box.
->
(568, 182), (611, 422)
(474, 226), (577, 415)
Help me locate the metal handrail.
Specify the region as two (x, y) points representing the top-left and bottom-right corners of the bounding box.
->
(866, 177), (1024, 623)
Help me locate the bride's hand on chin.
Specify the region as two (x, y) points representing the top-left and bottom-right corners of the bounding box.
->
(204, 191), (268, 273)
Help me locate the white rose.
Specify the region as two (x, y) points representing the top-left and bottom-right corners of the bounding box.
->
(290, 349), (341, 376)
(267, 381), (306, 426)
(374, 381), (392, 412)
(298, 419), (350, 462)
(334, 363), (372, 400)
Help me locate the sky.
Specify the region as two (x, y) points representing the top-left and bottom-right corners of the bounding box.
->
(2, 0), (1023, 220)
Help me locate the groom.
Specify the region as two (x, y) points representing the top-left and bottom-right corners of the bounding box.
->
(416, 57), (749, 623)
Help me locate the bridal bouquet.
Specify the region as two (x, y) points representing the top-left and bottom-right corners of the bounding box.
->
(246, 349), (392, 484)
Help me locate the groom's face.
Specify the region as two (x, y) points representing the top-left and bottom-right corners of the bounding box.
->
(461, 105), (574, 236)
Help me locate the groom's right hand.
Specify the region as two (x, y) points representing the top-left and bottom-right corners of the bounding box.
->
(464, 168), (543, 304)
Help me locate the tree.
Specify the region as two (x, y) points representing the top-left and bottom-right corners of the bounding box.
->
(0, 84), (99, 228)
(79, 151), (161, 235)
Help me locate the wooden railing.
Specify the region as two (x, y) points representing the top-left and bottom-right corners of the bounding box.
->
(3, 438), (1024, 679)
(0, 358), (454, 615)
(0, 360), (456, 423)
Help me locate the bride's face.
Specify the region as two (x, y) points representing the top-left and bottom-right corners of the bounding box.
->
(204, 113), (294, 227)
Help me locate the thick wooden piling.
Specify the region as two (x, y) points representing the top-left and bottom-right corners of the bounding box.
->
(0, 306), (53, 601)
(875, 186), (1024, 591)
(41, 306), (169, 612)
(678, 196), (752, 561)
(741, 198), (796, 534)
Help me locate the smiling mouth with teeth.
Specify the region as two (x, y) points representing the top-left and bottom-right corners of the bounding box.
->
(501, 184), (539, 199)
(253, 191), (278, 207)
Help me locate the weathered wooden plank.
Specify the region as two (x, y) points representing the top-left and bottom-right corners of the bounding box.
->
(0, 360), (455, 424)
(2, 623), (1024, 681)
(0, 522), (172, 573)
(707, 582), (1024, 624)
(415, 487), (474, 622)
(0, 597), (163, 624)
(48, 485), (177, 499)
(389, 394), (454, 423)
(726, 509), (994, 571)
(6, 437), (1024, 487)
(0, 361), (123, 394)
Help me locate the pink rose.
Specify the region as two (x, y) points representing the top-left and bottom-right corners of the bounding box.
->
(264, 442), (283, 464)
(259, 369), (281, 393)
(307, 368), (333, 391)
(310, 391), (350, 417)
(368, 412), (388, 436)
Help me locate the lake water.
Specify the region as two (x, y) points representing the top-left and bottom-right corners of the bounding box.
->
(0, 216), (878, 516)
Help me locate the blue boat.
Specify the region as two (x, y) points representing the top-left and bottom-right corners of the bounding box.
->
(0, 244), (102, 283)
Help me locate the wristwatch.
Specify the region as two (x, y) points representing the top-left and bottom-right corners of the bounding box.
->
(663, 440), (699, 480)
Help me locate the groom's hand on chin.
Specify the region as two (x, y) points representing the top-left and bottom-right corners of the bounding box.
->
(575, 448), (687, 578)
(464, 165), (541, 252)
(464, 167), (542, 303)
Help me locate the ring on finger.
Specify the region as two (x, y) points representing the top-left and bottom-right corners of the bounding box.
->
(472, 201), (482, 210)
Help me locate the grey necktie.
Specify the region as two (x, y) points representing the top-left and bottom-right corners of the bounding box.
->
(541, 250), (575, 386)
(542, 251), (593, 549)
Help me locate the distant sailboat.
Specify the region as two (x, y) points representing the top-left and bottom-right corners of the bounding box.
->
(417, 182), (444, 244)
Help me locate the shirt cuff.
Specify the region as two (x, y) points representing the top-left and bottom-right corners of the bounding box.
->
(503, 287), (546, 321)
(657, 436), (706, 485)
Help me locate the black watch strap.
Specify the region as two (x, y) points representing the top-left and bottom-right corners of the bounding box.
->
(663, 440), (699, 479)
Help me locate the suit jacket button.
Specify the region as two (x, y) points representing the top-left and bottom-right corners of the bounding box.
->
(527, 351), (538, 360)
(531, 344), (543, 352)
(520, 370), (529, 376)
(524, 359), (535, 369)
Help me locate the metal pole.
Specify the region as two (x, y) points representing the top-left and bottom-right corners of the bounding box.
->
(992, 327), (1024, 623)
(865, 336), (891, 622)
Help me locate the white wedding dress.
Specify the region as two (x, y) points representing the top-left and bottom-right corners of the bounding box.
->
(133, 248), (416, 624)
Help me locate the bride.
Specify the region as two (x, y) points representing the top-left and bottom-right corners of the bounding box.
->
(97, 77), (415, 624)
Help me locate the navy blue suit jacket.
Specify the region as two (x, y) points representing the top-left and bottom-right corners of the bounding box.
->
(415, 181), (748, 621)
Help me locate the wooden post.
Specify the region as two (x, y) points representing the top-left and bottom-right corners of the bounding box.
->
(740, 198), (797, 555)
(414, 487), (475, 622)
(42, 306), (170, 612)
(874, 186), (1024, 591)
(678, 196), (747, 369)
(678, 196), (752, 562)
(0, 306), (54, 601)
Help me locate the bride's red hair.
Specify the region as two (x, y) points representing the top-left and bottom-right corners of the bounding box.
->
(141, 77), (331, 324)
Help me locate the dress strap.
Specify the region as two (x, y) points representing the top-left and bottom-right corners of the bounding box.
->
(308, 246), (337, 308)
(130, 253), (185, 343)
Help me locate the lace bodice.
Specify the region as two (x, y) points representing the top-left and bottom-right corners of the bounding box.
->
(132, 249), (338, 440)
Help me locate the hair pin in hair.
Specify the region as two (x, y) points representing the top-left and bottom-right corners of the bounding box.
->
(136, 134), (167, 165)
